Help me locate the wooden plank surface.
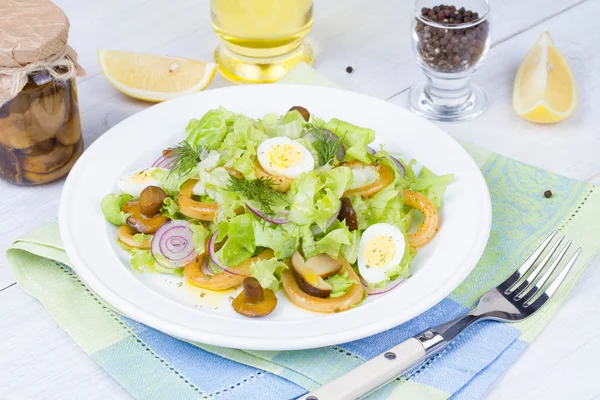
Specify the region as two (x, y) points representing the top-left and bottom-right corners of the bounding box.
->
(1, 0), (599, 399)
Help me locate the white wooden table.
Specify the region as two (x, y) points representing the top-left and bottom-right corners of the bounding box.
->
(1, 0), (599, 398)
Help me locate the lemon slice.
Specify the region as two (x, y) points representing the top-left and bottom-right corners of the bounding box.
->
(513, 32), (577, 123)
(98, 50), (217, 102)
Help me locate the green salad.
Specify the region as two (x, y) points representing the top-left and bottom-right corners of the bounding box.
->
(101, 106), (453, 316)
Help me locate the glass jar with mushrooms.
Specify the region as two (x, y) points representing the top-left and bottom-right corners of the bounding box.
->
(0, 0), (85, 185)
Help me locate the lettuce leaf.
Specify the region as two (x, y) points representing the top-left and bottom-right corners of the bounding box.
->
(341, 229), (361, 265)
(253, 222), (298, 259)
(349, 184), (410, 233)
(215, 213), (255, 267)
(411, 166), (454, 209)
(326, 271), (358, 298)
(301, 220), (352, 260)
(160, 197), (180, 219)
(159, 169), (195, 198)
(220, 115), (268, 159)
(287, 172), (341, 229)
(130, 248), (155, 272)
(101, 193), (133, 225)
(231, 150), (257, 180)
(249, 257), (288, 292)
(129, 249), (184, 276)
(194, 167), (243, 221)
(320, 166), (353, 198)
(133, 233), (152, 243)
(185, 108), (229, 150)
(261, 111), (306, 139)
(190, 223), (209, 255)
(384, 243), (416, 280)
(325, 118), (375, 164)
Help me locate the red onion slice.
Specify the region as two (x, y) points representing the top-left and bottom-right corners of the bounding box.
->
(310, 202), (343, 235)
(390, 156), (406, 178)
(151, 149), (177, 169)
(360, 276), (405, 295)
(151, 221), (197, 269)
(246, 203), (289, 224)
(200, 256), (213, 277)
(367, 146), (405, 178)
(303, 128), (345, 161)
(208, 230), (249, 277)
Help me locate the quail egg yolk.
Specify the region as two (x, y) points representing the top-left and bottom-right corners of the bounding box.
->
(363, 235), (397, 268)
(268, 143), (304, 169)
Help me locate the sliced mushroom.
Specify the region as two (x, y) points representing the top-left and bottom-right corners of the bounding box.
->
(290, 252), (333, 298)
(21, 142), (73, 173)
(55, 109), (82, 146)
(232, 277), (278, 317)
(19, 138), (55, 155)
(282, 257), (365, 313)
(337, 197), (358, 231)
(305, 253), (344, 278)
(288, 106), (310, 121)
(0, 114), (36, 149)
(123, 200), (169, 234)
(22, 139), (82, 184)
(177, 179), (219, 221)
(0, 144), (22, 184)
(29, 87), (67, 139)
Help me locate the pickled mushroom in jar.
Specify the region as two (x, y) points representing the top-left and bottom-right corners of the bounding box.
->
(22, 139), (83, 185)
(21, 141), (74, 174)
(0, 77), (82, 185)
(29, 84), (67, 139)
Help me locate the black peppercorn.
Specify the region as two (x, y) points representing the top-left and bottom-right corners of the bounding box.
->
(544, 190), (553, 198)
(414, 3), (489, 73)
(345, 66), (353, 73)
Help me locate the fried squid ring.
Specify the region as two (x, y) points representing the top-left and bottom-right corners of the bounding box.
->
(403, 190), (439, 248)
(177, 179), (219, 221)
(343, 161), (394, 198)
(185, 249), (274, 291)
(117, 225), (151, 249)
(254, 160), (293, 193)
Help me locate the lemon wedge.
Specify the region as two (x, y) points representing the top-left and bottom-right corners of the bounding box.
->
(513, 32), (577, 123)
(98, 50), (217, 102)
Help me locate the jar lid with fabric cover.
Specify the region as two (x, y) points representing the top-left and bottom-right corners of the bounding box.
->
(0, 0), (86, 185)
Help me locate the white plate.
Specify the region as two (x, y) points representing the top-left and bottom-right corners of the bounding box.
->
(59, 84), (491, 350)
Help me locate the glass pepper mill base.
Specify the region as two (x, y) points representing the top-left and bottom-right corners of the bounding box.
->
(408, 76), (488, 122)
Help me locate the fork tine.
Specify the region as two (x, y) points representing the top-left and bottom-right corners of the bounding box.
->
(513, 235), (564, 301)
(538, 247), (582, 301)
(522, 241), (572, 307)
(505, 231), (557, 294)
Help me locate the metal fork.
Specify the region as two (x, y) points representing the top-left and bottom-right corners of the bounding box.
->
(301, 231), (582, 400)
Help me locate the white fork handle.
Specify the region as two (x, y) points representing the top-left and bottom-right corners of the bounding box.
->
(300, 338), (426, 400)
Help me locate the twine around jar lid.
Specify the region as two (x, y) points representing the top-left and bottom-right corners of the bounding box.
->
(0, 0), (85, 108)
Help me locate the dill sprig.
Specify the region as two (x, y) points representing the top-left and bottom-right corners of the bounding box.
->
(306, 124), (343, 166)
(228, 175), (284, 219)
(168, 141), (204, 178)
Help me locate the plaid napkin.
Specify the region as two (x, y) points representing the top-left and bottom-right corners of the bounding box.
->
(7, 64), (600, 400)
